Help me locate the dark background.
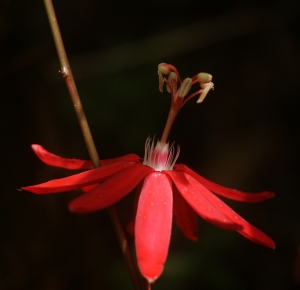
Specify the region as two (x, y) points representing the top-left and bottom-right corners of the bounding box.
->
(1, 0), (300, 289)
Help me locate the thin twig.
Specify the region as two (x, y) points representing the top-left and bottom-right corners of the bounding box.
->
(43, 1), (144, 289)
(43, 0), (99, 168)
(108, 207), (145, 290)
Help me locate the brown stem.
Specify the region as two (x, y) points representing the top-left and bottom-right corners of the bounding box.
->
(108, 207), (144, 290)
(43, 0), (99, 168)
(43, 1), (144, 289)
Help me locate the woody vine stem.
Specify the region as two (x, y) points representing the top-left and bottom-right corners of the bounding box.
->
(43, 1), (145, 289)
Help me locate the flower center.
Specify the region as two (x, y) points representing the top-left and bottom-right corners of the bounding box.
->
(143, 138), (180, 171)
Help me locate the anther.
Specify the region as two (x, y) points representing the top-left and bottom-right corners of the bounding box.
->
(197, 82), (214, 103)
(167, 72), (178, 93)
(197, 72), (212, 88)
(176, 78), (192, 98)
(158, 63), (171, 75)
(158, 63), (172, 92)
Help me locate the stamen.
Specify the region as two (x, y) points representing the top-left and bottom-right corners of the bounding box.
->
(176, 78), (192, 99)
(167, 72), (178, 94)
(157, 63), (214, 143)
(168, 144), (180, 169)
(196, 82), (214, 103)
(196, 72), (214, 103)
(158, 70), (164, 92)
(197, 72), (212, 86)
(158, 63), (171, 92)
(158, 63), (171, 75)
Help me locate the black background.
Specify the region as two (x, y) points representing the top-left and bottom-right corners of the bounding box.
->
(1, 0), (300, 289)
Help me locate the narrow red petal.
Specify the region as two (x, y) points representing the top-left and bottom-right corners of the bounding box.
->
(135, 172), (173, 283)
(181, 172), (275, 249)
(173, 186), (198, 241)
(164, 171), (241, 231)
(101, 154), (141, 166)
(22, 161), (136, 194)
(80, 184), (98, 192)
(69, 164), (154, 213)
(175, 164), (275, 202)
(31, 144), (141, 170)
(31, 144), (94, 170)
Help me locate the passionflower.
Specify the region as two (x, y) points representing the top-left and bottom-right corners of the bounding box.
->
(22, 63), (275, 283)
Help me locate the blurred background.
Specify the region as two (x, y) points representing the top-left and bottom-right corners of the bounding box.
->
(1, 0), (300, 289)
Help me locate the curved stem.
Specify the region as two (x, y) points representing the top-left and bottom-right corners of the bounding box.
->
(108, 207), (144, 290)
(43, 1), (144, 289)
(44, 0), (99, 168)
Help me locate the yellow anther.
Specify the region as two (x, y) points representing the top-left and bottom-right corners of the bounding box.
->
(176, 78), (192, 98)
(158, 63), (171, 75)
(196, 82), (214, 103)
(197, 72), (212, 89)
(166, 72), (178, 93)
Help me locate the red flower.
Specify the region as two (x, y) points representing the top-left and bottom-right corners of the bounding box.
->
(22, 63), (275, 283)
(22, 140), (275, 282)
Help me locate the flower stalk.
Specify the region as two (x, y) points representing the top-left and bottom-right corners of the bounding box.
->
(43, 0), (99, 168)
(43, 1), (144, 289)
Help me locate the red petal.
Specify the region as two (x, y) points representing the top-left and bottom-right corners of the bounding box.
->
(31, 144), (94, 170)
(135, 172), (173, 283)
(126, 182), (144, 237)
(81, 184), (98, 192)
(31, 144), (141, 170)
(164, 171), (241, 231)
(22, 161), (135, 194)
(175, 164), (275, 202)
(173, 186), (198, 241)
(180, 172), (275, 249)
(101, 154), (142, 166)
(69, 164), (154, 213)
